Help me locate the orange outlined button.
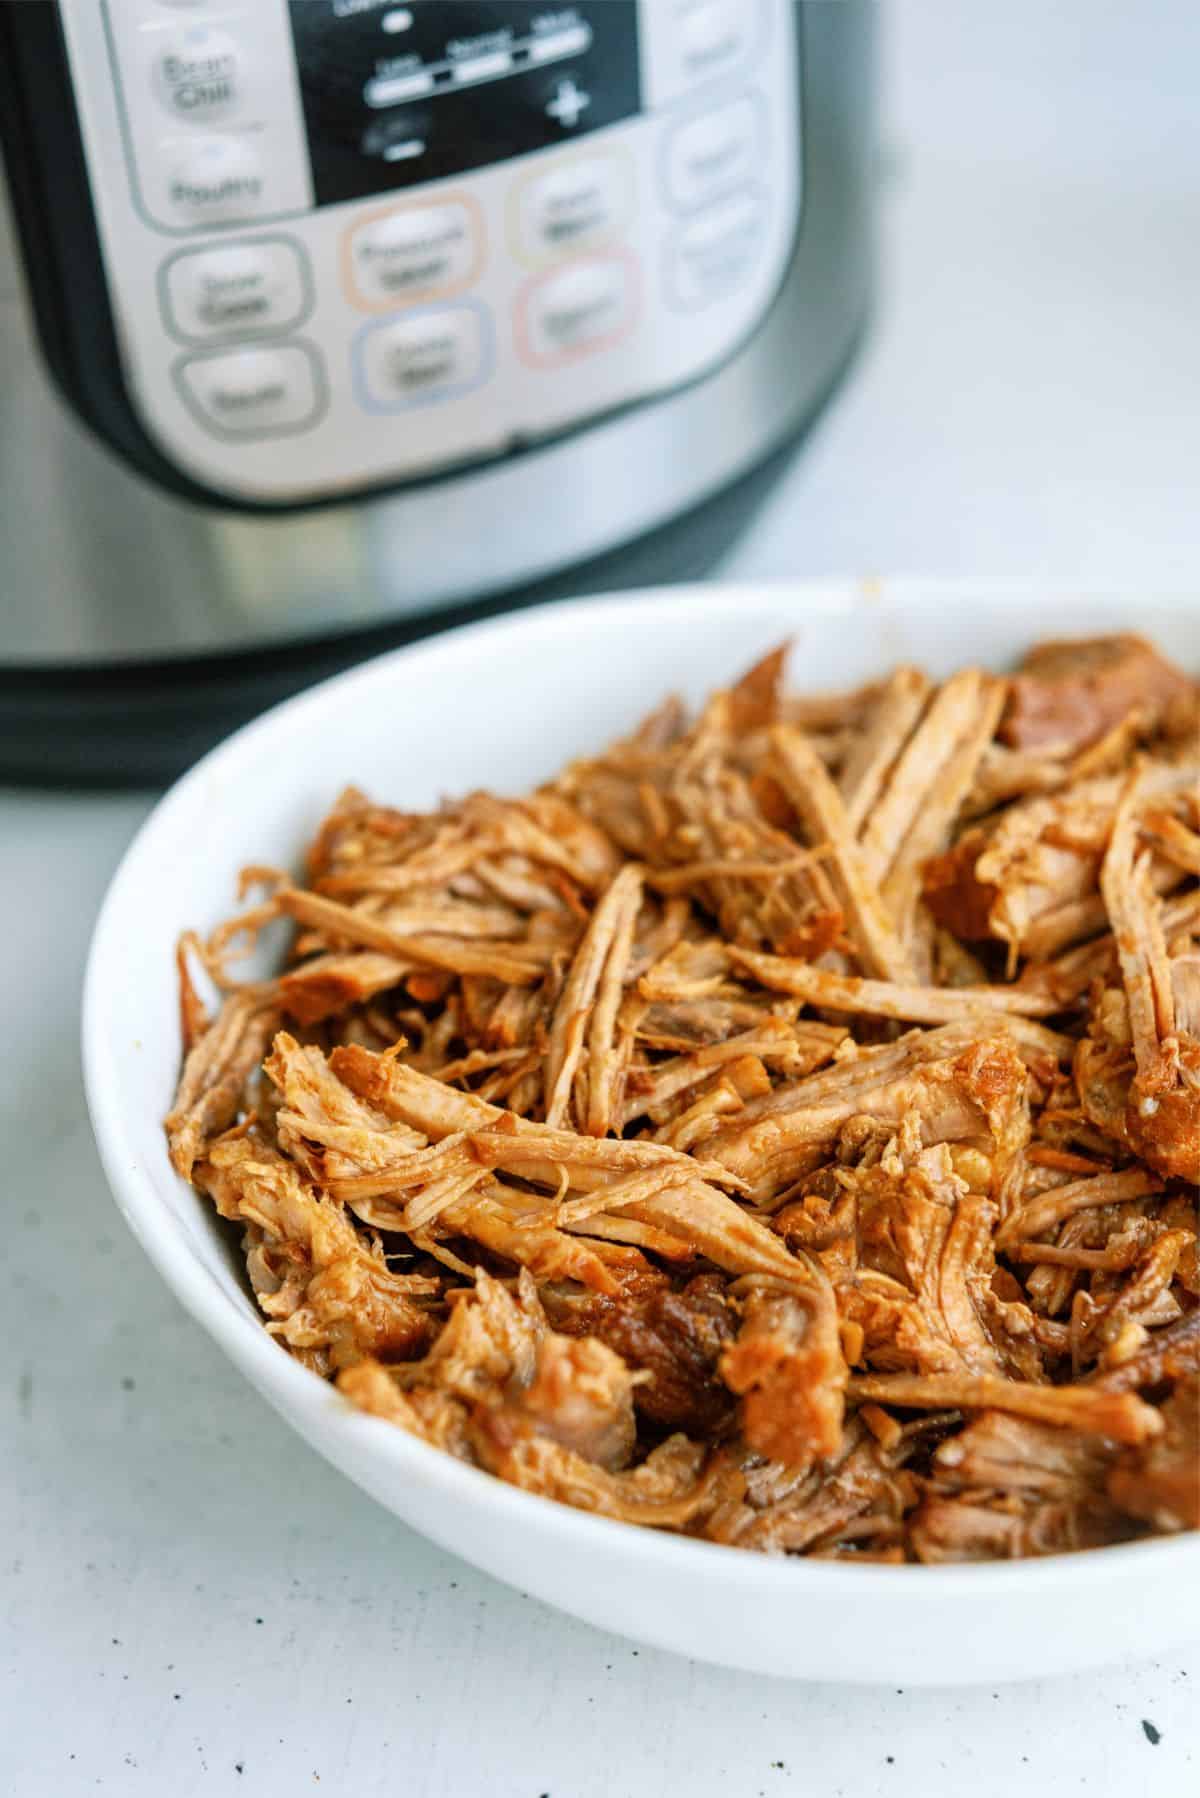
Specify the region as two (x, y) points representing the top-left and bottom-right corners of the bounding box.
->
(342, 193), (484, 312)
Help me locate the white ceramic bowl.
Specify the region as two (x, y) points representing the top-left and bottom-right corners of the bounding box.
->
(84, 582), (1200, 1684)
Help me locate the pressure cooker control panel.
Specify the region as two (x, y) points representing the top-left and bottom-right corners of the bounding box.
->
(59, 0), (801, 504)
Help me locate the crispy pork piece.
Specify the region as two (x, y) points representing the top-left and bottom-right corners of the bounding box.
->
(720, 1270), (847, 1468)
(277, 886), (554, 987)
(931, 1406), (1118, 1499)
(995, 1166), (1163, 1249)
(856, 672), (994, 884)
(710, 1418), (916, 1553)
(909, 1407), (1136, 1559)
(660, 768), (839, 953)
(343, 1271), (639, 1475)
(167, 631), (1200, 1561)
(266, 1031), (425, 1179)
(543, 863), (643, 1131)
(391, 1269), (545, 1400)
(924, 761), (1196, 960)
(337, 1361), (475, 1460)
(1107, 1376), (1200, 1531)
(506, 1334), (638, 1471)
(878, 679), (1009, 960)
(1077, 768), (1200, 1180)
(266, 1036), (632, 1293)
(729, 947), (1060, 1026)
(331, 1043), (812, 1281)
(198, 1132), (436, 1372)
(276, 951), (411, 1026)
(842, 1141), (1016, 1376)
(556, 663), (846, 953)
(165, 991), (282, 1179)
(1002, 634), (1197, 755)
(470, 1419), (731, 1529)
(1088, 1308), (1200, 1392)
(909, 1495), (1131, 1561)
(620, 1017), (844, 1128)
(837, 665), (932, 831)
(846, 1370), (1161, 1444)
(768, 725), (916, 982)
(703, 1027), (1031, 1203)
(543, 1270), (737, 1434)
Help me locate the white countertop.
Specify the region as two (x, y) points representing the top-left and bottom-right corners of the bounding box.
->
(3, 3), (1198, 1791)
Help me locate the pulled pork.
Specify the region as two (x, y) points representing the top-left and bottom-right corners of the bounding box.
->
(167, 632), (1199, 1562)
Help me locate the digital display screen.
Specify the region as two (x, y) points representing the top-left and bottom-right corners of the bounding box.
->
(287, 1), (642, 207)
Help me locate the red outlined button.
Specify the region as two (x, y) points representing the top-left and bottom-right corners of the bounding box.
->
(514, 249), (640, 369)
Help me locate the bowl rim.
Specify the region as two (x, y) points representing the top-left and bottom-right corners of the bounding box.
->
(82, 577), (1200, 1599)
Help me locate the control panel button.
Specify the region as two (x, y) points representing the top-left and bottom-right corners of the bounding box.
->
(515, 155), (632, 264)
(356, 305), (490, 409)
(669, 190), (767, 309)
(679, 0), (759, 84)
(344, 200), (482, 310)
(664, 95), (764, 212)
(645, 0), (764, 104)
(163, 136), (266, 226)
(161, 239), (310, 341)
(152, 25), (242, 124)
(518, 253), (639, 366)
(176, 343), (323, 436)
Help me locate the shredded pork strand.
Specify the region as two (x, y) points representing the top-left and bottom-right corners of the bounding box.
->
(166, 631), (1199, 1563)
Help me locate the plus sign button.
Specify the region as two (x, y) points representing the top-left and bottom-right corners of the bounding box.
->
(545, 77), (591, 129)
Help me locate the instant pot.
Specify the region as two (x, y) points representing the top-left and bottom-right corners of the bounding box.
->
(0, 0), (875, 780)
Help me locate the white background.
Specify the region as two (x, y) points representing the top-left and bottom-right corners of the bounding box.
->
(2, 3), (1198, 1792)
